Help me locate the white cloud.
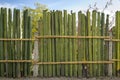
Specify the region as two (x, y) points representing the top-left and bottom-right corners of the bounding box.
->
(0, 3), (17, 9)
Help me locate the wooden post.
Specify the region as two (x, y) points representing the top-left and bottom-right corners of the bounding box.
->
(33, 32), (39, 77)
(108, 30), (112, 76)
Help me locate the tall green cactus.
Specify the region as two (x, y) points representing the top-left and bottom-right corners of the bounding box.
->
(114, 11), (118, 76)
(101, 13), (105, 76)
(78, 11), (82, 77)
(39, 16), (44, 77)
(68, 14), (73, 77)
(55, 11), (61, 76)
(87, 10), (93, 77)
(51, 11), (56, 77)
(92, 10), (97, 76)
(13, 9), (17, 77)
(72, 12), (77, 77)
(8, 8), (13, 77)
(104, 14), (109, 76)
(22, 9), (31, 77)
(64, 10), (69, 77)
(116, 11), (120, 76)
(15, 9), (21, 77)
(0, 8), (4, 77)
(82, 13), (86, 77)
(47, 12), (52, 77)
(59, 11), (64, 76)
(27, 16), (32, 76)
(3, 8), (8, 77)
(97, 12), (101, 76)
(43, 10), (48, 77)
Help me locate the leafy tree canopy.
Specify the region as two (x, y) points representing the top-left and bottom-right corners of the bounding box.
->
(23, 2), (48, 37)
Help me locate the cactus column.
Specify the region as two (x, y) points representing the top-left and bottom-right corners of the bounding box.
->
(0, 8), (4, 77)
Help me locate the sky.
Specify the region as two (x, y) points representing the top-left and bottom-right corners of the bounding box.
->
(0, 0), (120, 13)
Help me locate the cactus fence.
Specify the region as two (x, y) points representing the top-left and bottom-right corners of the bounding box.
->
(0, 8), (32, 77)
(37, 10), (120, 77)
(0, 8), (120, 78)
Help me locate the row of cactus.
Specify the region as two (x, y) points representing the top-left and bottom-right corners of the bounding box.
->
(0, 8), (32, 77)
(1, 8), (120, 77)
(22, 9), (32, 77)
(38, 10), (110, 77)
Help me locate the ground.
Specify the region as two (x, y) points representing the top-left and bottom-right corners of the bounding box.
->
(0, 77), (120, 80)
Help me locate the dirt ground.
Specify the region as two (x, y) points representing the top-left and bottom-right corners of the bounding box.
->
(0, 77), (120, 80)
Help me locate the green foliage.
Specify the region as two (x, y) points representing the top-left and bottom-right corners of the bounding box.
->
(23, 2), (48, 37)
